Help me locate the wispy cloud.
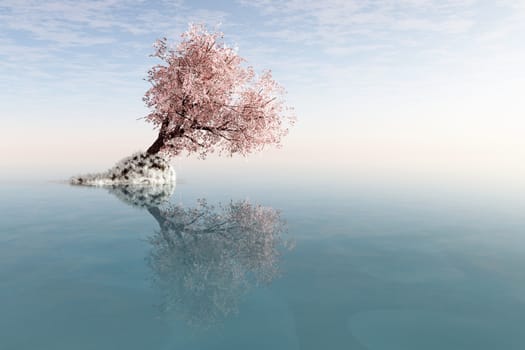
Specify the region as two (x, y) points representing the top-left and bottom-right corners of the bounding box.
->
(238, 0), (478, 39)
(0, 0), (229, 109)
(1, 0), (129, 46)
(2, 0), (524, 113)
(0, 0), (229, 47)
(232, 0), (525, 90)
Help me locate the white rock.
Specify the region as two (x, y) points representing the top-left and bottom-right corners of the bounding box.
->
(70, 152), (176, 186)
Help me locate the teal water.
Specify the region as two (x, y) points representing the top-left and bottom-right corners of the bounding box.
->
(1, 178), (525, 349)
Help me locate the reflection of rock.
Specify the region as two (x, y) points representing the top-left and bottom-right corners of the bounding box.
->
(106, 183), (175, 208)
(70, 152), (176, 186)
(146, 199), (291, 328)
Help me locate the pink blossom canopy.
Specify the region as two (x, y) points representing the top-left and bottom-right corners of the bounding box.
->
(143, 24), (295, 158)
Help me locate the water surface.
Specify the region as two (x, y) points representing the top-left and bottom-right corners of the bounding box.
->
(1, 177), (525, 349)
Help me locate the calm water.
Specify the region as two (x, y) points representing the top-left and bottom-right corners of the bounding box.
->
(1, 177), (525, 349)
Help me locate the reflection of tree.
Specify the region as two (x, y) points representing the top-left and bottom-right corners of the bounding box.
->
(101, 184), (291, 328)
(146, 199), (290, 327)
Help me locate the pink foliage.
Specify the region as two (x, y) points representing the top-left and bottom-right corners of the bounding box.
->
(143, 24), (295, 158)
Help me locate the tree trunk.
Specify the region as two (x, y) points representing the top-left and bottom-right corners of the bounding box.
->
(146, 133), (165, 155)
(147, 124), (185, 156)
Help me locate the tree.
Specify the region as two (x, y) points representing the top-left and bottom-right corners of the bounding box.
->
(144, 24), (295, 158)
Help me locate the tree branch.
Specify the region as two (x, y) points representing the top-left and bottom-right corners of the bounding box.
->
(190, 125), (236, 141)
(183, 135), (206, 148)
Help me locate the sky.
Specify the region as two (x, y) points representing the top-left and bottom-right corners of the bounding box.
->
(1, 0), (525, 188)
